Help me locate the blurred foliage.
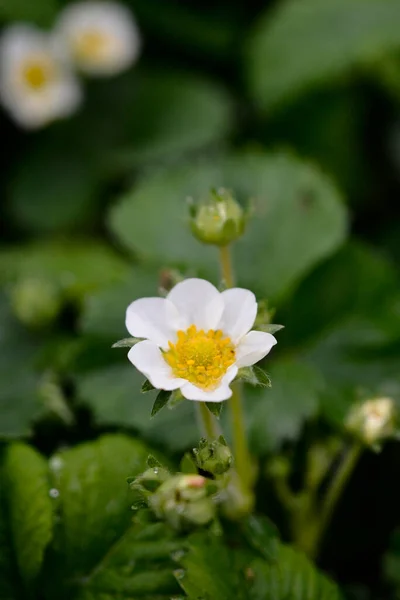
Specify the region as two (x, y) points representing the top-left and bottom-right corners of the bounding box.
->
(1, 0), (400, 597)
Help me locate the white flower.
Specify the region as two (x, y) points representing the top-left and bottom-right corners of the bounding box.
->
(0, 25), (81, 129)
(126, 278), (277, 402)
(347, 397), (396, 445)
(54, 1), (141, 76)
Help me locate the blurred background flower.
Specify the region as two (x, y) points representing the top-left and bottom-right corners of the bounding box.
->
(54, 1), (140, 76)
(1, 0), (400, 598)
(0, 24), (81, 128)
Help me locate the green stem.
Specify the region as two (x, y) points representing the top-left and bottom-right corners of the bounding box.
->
(218, 245), (252, 492)
(196, 401), (221, 439)
(230, 384), (252, 489)
(219, 245), (235, 287)
(295, 442), (362, 558)
(318, 442), (362, 543)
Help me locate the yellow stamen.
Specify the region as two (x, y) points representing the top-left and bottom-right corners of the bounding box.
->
(164, 324), (236, 391)
(74, 30), (109, 61)
(22, 59), (54, 90)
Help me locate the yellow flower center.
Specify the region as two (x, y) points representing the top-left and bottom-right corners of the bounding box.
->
(164, 325), (236, 390)
(22, 59), (54, 90)
(74, 30), (109, 61)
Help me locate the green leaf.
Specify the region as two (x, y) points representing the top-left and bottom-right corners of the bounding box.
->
(151, 390), (173, 418)
(251, 543), (343, 600)
(112, 337), (142, 348)
(283, 241), (400, 346)
(142, 379), (156, 393)
(252, 366), (272, 388)
(109, 151), (347, 301)
(3, 443), (53, 585)
(0, 0), (57, 25)
(206, 402), (223, 418)
(113, 69), (233, 166)
(247, 360), (324, 453)
(0, 457), (22, 600)
(8, 134), (100, 233)
(175, 532), (342, 600)
(47, 434), (150, 579)
(0, 242), (130, 303)
(77, 365), (199, 452)
(384, 530), (400, 590)
(69, 522), (181, 600)
(81, 265), (162, 339)
(247, 0), (400, 112)
(242, 515), (279, 561)
(175, 532), (247, 599)
(0, 295), (44, 439)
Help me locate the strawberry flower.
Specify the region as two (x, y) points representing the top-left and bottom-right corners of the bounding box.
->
(126, 278), (277, 402)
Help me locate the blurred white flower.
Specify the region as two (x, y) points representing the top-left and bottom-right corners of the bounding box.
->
(346, 397), (396, 446)
(54, 1), (141, 76)
(0, 24), (81, 129)
(126, 278), (277, 402)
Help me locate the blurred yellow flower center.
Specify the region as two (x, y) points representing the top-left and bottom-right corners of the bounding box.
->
(75, 30), (109, 60)
(22, 59), (53, 90)
(164, 325), (235, 390)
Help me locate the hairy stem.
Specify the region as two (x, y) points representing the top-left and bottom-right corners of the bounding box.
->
(196, 401), (221, 439)
(219, 244), (252, 492)
(219, 244), (235, 287)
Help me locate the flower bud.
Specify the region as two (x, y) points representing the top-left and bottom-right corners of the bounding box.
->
(149, 474), (216, 530)
(266, 456), (291, 480)
(346, 397), (396, 446)
(193, 436), (232, 475)
(189, 188), (246, 246)
(10, 277), (62, 329)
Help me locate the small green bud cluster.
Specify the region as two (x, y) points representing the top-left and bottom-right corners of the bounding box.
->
(193, 436), (232, 475)
(11, 277), (62, 329)
(129, 455), (219, 531)
(189, 188), (247, 246)
(346, 397), (397, 448)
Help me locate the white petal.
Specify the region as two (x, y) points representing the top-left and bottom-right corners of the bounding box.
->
(181, 365), (238, 402)
(218, 288), (257, 343)
(126, 297), (180, 349)
(55, 1), (141, 75)
(128, 341), (184, 390)
(167, 278), (224, 331)
(235, 331), (277, 368)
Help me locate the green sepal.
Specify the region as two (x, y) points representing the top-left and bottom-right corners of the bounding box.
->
(168, 390), (185, 410)
(206, 402), (223, 418)
(253, 365), (272, 388)
(147, 455), (163, 469)
(238, 365), (271, 388)
(112, 337), (142, 348)
(141, 379), (156, 393)
(180, 453), (198, 474)
(256, 323), (285, 334)
(151, 390), (172, 418)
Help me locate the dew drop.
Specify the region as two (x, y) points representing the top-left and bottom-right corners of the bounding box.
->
(49, 488), (60, 499)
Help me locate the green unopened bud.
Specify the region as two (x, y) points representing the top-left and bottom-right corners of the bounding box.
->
(11, 277), (62, 329)
(193, 436), (232, 475)
(149, 474), (216, 530)
(267, 456), (291, 480)
(346, 397), (396, 447)
(189, 188), (246, 246)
